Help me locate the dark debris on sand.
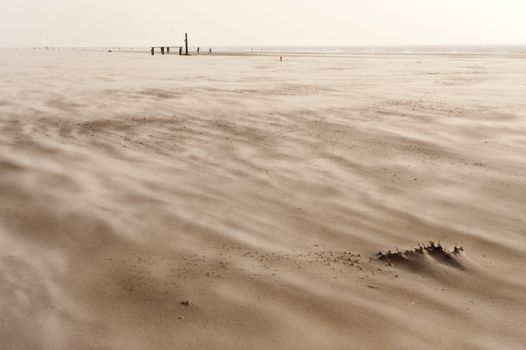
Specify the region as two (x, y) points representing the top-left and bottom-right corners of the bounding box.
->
(375, 241), (464, 269)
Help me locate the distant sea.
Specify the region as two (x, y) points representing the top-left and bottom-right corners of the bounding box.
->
(3, 45), (526, 56)
(218, 45), (526, 55)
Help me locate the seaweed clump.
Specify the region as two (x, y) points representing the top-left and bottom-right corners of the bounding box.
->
(376, 241), (464, 269)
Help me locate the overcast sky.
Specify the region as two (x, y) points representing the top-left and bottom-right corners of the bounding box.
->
(1, 0), (525, 47)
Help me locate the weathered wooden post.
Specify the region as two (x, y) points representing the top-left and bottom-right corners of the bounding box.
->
(151, 47), (154, 56)
(179, 47), (182, 55)
(161, 47), (165, 55)
(185, 33), (189, 55)
(167, 47), (170, 54)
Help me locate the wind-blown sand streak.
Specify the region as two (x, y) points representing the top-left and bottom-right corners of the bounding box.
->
(1, 49), (526, 349)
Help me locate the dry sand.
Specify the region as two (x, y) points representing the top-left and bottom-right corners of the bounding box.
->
(1, 49), (526, 349)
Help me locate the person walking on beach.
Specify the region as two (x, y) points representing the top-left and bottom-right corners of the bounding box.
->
(197, 47), (200, 55)
(151, 47), (154, 56)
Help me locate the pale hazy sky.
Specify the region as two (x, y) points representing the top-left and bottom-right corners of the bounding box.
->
(1, 0), (526, 47)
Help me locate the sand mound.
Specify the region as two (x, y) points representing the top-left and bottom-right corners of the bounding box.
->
(377, 242), (464, 272)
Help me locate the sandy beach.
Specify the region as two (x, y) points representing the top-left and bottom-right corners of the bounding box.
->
(1, 49), (526, 349)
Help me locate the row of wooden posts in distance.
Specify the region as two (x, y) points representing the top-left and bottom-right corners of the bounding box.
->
(151, 32), (211, 56)
(151, 46), (212, 56)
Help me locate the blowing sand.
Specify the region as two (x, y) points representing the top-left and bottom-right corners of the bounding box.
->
(1, 49), (526, 349)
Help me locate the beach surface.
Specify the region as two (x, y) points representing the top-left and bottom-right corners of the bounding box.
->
(1, 49), (526, 349)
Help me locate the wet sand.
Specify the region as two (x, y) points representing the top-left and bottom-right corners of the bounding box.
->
(1, 49), (526, 349)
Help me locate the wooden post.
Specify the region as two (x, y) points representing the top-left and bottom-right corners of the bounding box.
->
(179, 47), (182, 55)
(151, 47), (154, 56)
(161, 47), (165, 55)
(167, 47), (170, 54)
(185, 33), (189, 55)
